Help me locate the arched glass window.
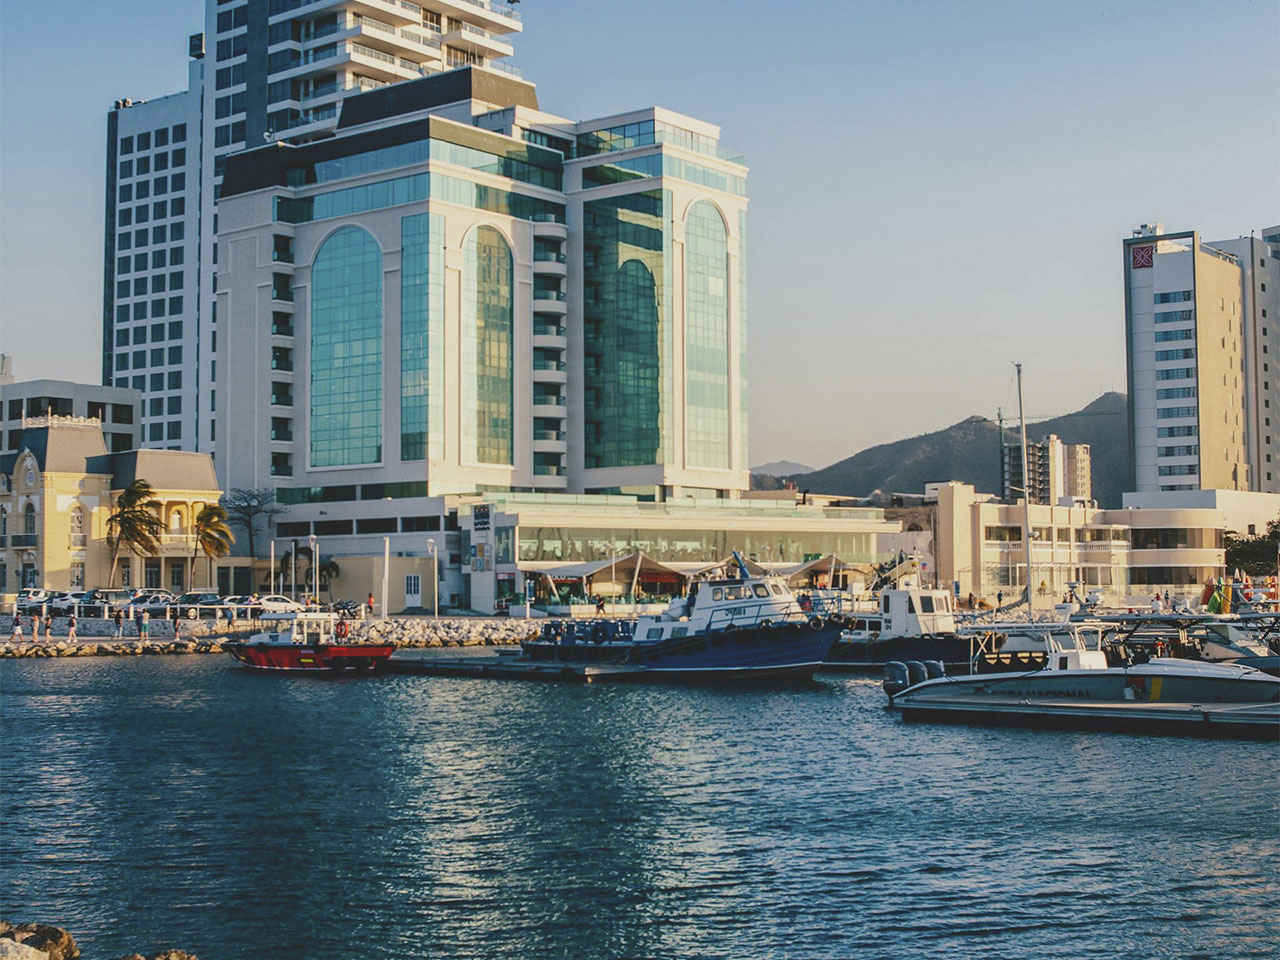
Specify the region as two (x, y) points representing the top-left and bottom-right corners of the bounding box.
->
(169, 509), (182, 532)
(462, 225), (513, 465)
(71, 508), (85, 534)
(684, 200), (730, 469)
(24, 502), (36, 536)
(311, 226), (383, 467)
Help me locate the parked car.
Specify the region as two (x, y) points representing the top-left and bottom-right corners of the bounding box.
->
(255, 594), (306, 614)
(172, 592), (226, 619)
(137, 593), (180, 617)
(16, 589), (52, 613)
(47, 591), (91, 616)
(73, 589), (137, 617)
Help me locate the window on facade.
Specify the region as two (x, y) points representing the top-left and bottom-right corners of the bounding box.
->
(462, 225), (513, 465)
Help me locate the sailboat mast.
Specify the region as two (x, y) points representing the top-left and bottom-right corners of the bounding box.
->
(1016, 362), (1034, 618)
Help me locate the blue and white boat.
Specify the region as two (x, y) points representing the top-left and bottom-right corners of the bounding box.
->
(519, 555), (842, 681)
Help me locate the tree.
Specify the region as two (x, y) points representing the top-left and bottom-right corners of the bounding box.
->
(1224, 516), (1280, 577)
(317, 557), (340, 601)
(221, 488), (280, 563)
(190, 504), (235, 589)
(106, 480), (164, 586)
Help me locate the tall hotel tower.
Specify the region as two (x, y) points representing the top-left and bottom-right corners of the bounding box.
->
(105, 0), (524, 450)
(1123, 223), (1280, 493)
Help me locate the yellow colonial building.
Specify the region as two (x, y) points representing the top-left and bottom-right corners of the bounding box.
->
(0, 416), (221, 595)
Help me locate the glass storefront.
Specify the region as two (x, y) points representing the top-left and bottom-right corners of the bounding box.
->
(516, 525), (873, 565)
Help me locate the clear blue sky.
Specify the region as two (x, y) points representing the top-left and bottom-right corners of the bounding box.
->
(2, 0), (1276, 467)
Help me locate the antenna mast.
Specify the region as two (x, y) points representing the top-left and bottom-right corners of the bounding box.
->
(1016, 363), (1034, 618)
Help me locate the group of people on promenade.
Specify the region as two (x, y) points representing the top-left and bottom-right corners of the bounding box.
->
(9, 612), (78, 642)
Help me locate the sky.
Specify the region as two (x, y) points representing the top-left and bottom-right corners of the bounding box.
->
(1, 0), (1277, 469)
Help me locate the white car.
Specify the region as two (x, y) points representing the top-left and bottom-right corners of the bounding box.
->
(253, 595), (305, 614)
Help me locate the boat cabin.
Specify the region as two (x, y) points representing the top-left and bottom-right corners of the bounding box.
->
(635, 575), (801, 641)
(255, 611), (339, 645)
(842, 587), (958, 640)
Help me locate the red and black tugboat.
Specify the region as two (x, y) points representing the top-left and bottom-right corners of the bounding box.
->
(224, 612), (394, 672)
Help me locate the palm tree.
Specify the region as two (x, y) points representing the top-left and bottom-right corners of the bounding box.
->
(317, 557), (341, 601)
(190, 504), (235, 590)
(106, 480), (164, 587)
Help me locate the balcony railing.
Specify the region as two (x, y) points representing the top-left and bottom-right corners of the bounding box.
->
(533, 323), (566, 336)
(68, 534), (87, 548)
(271, 429), (294, 441)
(272, 359), (294, 372)
(533, 360), (566, 371)
(534, 251), (567, 263)
(534, 290), (567, 302)
(533, 395), (566, 407)
(271, 320), (295, 337)
(533, 464), (565, 476)
(533, 430), (567, 441)
(11, 534), (37, 547)
(271, 393), (295, 407)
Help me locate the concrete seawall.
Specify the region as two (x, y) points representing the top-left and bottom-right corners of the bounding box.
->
(0, 616), (542, 658)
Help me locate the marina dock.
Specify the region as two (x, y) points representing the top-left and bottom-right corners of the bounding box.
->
(894, 694), (1280, 740)
(383, 656), (637, 683)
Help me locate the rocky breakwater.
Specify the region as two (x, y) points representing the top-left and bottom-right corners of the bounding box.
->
(0, 638), (224, 659)
(351, 617), (540, 648)
(0, 922), (198, 960)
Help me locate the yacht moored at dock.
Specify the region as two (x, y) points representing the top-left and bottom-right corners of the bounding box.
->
(224, 612), (394, 672)
(826, 584), (985, 670)
(518, 555), (841, 681)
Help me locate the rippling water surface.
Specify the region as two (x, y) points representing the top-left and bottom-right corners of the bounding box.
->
(2, 655), (1277, 959)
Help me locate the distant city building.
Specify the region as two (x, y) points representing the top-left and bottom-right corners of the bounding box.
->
(1001, 434), (1091, 505)
(103, 53), (204, 450)
(0, 416), (221, 594)
(1123, 223), (1280, 494)
(1, 362), (142, 454)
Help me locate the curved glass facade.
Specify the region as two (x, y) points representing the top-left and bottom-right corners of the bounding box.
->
(462, 225), (513, 465)
(684, 200), (730, 469)
(583, 190), (670, 469)
(310, 226), (383, 467)
(400, 213), (444, 462)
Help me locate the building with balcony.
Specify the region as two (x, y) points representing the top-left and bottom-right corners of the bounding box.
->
(1123, 223), (1280, 493)
(931, 481), (1280, 605)
(1001, 433), (1092, 505)
(0, 416), (221, 595)
(1, 362), (143, 455)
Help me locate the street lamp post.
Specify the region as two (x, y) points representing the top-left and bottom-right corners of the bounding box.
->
(427, 540), (438, 619)
(308, 534), (318, 605)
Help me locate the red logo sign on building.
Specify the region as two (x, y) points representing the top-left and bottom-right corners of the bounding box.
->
(1132, 245), (1154, 268)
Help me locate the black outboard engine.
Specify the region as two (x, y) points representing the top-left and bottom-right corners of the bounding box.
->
(882, 661), (911, 698)
(923, 660), (946, 680)
(905, 660), (929, 688)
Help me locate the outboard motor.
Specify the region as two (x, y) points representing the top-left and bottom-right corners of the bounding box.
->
(905, 660), (929, 688)
(923, 660), (946, 680)
(882, 661), (911, 698)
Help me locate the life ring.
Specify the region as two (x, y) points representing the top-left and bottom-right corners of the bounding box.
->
(808, 617), (826, 632)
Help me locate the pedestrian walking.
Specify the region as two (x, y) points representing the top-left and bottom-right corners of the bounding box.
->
(8, 616), (23, 640)
(996, 590), (1004, 608)
(114, 609), (125, 638)
(67, 613), (77, 642)
(43, 614), (53, 639)
(170, 605), (180, 636)
(140, 610), (150, 639)
(30, 614), (42, 641)
(133, 608), (144, 637)
(366, 593), (375, 617)
(966, 592), (975, 610)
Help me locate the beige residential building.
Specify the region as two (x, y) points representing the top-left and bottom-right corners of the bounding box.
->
(0, 416), (221, 595)
(931, 481), (1278, 605)
(1002, 433), (1092, 505)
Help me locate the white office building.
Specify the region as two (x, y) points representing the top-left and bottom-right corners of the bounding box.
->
(103, 51), (204, 450)
(1123, 223), (1280, 493)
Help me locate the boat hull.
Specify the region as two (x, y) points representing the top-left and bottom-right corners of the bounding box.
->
(225, 642), (395, 672)
(826, 633), (976, 671)
(521, 621), (840, 681)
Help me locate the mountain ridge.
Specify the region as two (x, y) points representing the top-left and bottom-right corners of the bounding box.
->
(754, 392), (1128, 507)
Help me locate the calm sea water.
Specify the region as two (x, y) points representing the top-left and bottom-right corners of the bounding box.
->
(1, 654), (1276, 960)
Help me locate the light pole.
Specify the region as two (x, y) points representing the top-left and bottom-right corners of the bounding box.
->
(291, 538), (298, 601)
(427, 539), (438, 619)
(381, 535), (390, 619)
(308, 534), (318, 605)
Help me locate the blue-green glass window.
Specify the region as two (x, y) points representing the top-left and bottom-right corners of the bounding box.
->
(580, 152), (746, 196)
(462, 226), (513, 465)
(583, 190), (669, 469)
(685, 201), (730, 470)
(310, 226), (382, 466)
(401, 213), (444, 462)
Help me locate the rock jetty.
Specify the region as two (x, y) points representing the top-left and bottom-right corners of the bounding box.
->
(0, 616), (540, 659)
(0, 922), (198, 960)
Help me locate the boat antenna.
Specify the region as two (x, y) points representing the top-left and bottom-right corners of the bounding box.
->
(1016, 361), (1034, 619)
